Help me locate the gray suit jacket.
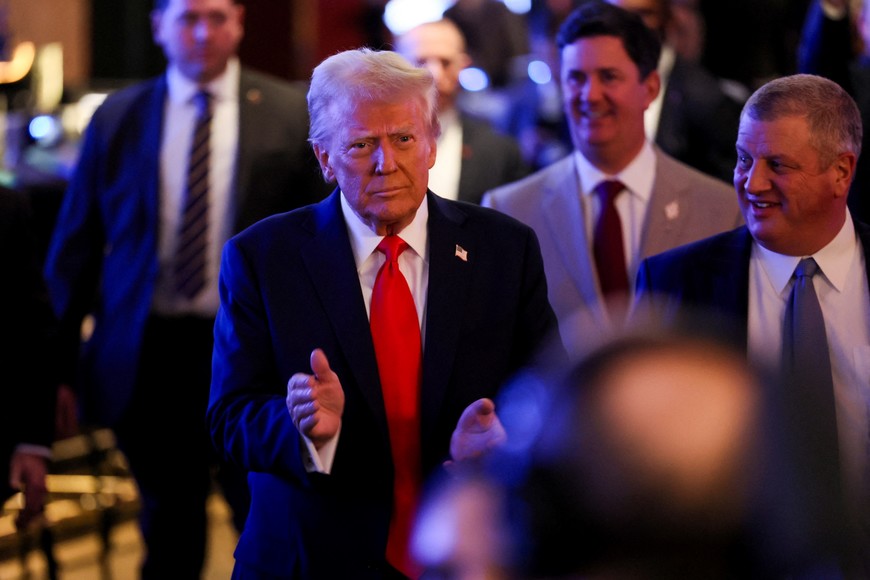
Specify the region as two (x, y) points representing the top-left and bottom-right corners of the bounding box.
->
(482, 147), (742, 346)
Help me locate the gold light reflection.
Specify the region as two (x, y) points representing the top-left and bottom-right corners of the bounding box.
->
(0, 40), (34, 84)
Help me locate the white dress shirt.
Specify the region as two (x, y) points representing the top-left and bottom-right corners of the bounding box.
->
(748, 212), (870, 511)
(302, 193), (431, 473)
(644, 43), (676, 142)
(428, 109), (463, 201)
(575, 140), (657, 288)
(153, 58), (240, 317)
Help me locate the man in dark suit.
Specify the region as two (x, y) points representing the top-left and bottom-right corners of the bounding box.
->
(606, 0), (747, 184)
(482, 1), (740, 345)
(635, 74), (870, 575)
(42, 0), (329, 577)
(798, 0), (870, 225)
(0, 187), (55, 530)
(207, 47), (559, 578)
(394, 18), (529, 204)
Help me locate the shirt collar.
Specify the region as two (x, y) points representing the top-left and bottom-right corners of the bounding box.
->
(755, 211), (858, 295)
(340, 191), (430, 269)
(166, 57), (240, 105)
(575, 140), (656, 202)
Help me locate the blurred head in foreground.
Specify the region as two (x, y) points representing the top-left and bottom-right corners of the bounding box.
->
(412, 323), (825, 579)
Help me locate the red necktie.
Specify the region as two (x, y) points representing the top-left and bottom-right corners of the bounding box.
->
(593, 180), (629, 316)
(370, 235), (422, 578)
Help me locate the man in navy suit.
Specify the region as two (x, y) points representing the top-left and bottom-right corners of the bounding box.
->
(43, 0), (329, 577)
(208, 48), (559, 578)
(635, 74), (870, 575)
(798, 0), (870, 225)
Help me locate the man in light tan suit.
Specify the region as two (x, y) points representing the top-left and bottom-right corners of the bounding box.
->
(482, 1), (741, 348)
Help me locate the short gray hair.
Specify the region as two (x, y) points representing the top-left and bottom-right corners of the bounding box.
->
(741, 74), (863, 167)
(307, 48), (440, 148)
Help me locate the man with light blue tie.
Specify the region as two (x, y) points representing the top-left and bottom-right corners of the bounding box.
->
(635, 73), (870, 576)
(42, 0), (329, 577)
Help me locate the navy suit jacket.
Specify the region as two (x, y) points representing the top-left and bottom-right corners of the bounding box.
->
(634, 220), (870, 351)
(798, 2), (870, 225)
(44, 68), (329, 425)
(635, 221), (870, 573)
(208, 190), (559, 577)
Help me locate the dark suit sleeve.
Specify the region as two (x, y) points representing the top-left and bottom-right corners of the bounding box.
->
(513, 224), (563, 366)
(43, 113), (107, 387)
(208, 236), (307, 480)
(797, 1), (855, 94)
(0, 189), (57, 496)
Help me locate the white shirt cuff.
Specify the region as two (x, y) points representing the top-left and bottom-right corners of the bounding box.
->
(301, 423), (341, 474)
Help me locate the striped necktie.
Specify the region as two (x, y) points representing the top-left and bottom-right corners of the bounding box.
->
(175, 90), (212, 300)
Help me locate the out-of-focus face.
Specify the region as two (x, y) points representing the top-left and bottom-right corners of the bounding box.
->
(734, 114), (852, 256)
(152, 0), (244, 83)
(861, 0), (870, 57)
(606, 0), (667, 36)
(396, 22), (471, 113)
(313, 96), (437, 236)
(582, 347), (761, 527)
(561, 35), (659, 173)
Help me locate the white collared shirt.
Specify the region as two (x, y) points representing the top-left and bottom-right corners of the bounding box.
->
(428, 109), (463, 201)
(575, 140), (657, 287)
(645, 44), (676, 142)
(153, 58), (240, 317)
(303, 193), (430, 474)
(748, 212), (870, 510)
(340, 191), (430, 332)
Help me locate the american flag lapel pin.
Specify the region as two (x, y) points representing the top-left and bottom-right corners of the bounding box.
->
(455, 244), (468, 262)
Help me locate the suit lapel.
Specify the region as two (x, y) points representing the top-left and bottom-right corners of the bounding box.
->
(420, 193), (472, 444)
(141, 77), (167, 242)
(456, 118), (474, 203)
(712, 228), (753, 350)
(235, 69), (259, 226)
(540, 157), (609, 325)
(641, 149), (690, 259)
(300, 192), (388, 433)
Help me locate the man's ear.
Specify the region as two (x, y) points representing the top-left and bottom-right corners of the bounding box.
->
(312, 144), (335, 183)
(832, 151), (857, 199)
(642, 69), (661, 109)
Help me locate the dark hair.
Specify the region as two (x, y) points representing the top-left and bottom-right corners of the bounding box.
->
(556, 0), (661, 79)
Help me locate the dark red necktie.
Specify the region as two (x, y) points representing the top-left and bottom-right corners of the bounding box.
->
(593, 180), (629, 314)
(370, 235), (422, 578)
